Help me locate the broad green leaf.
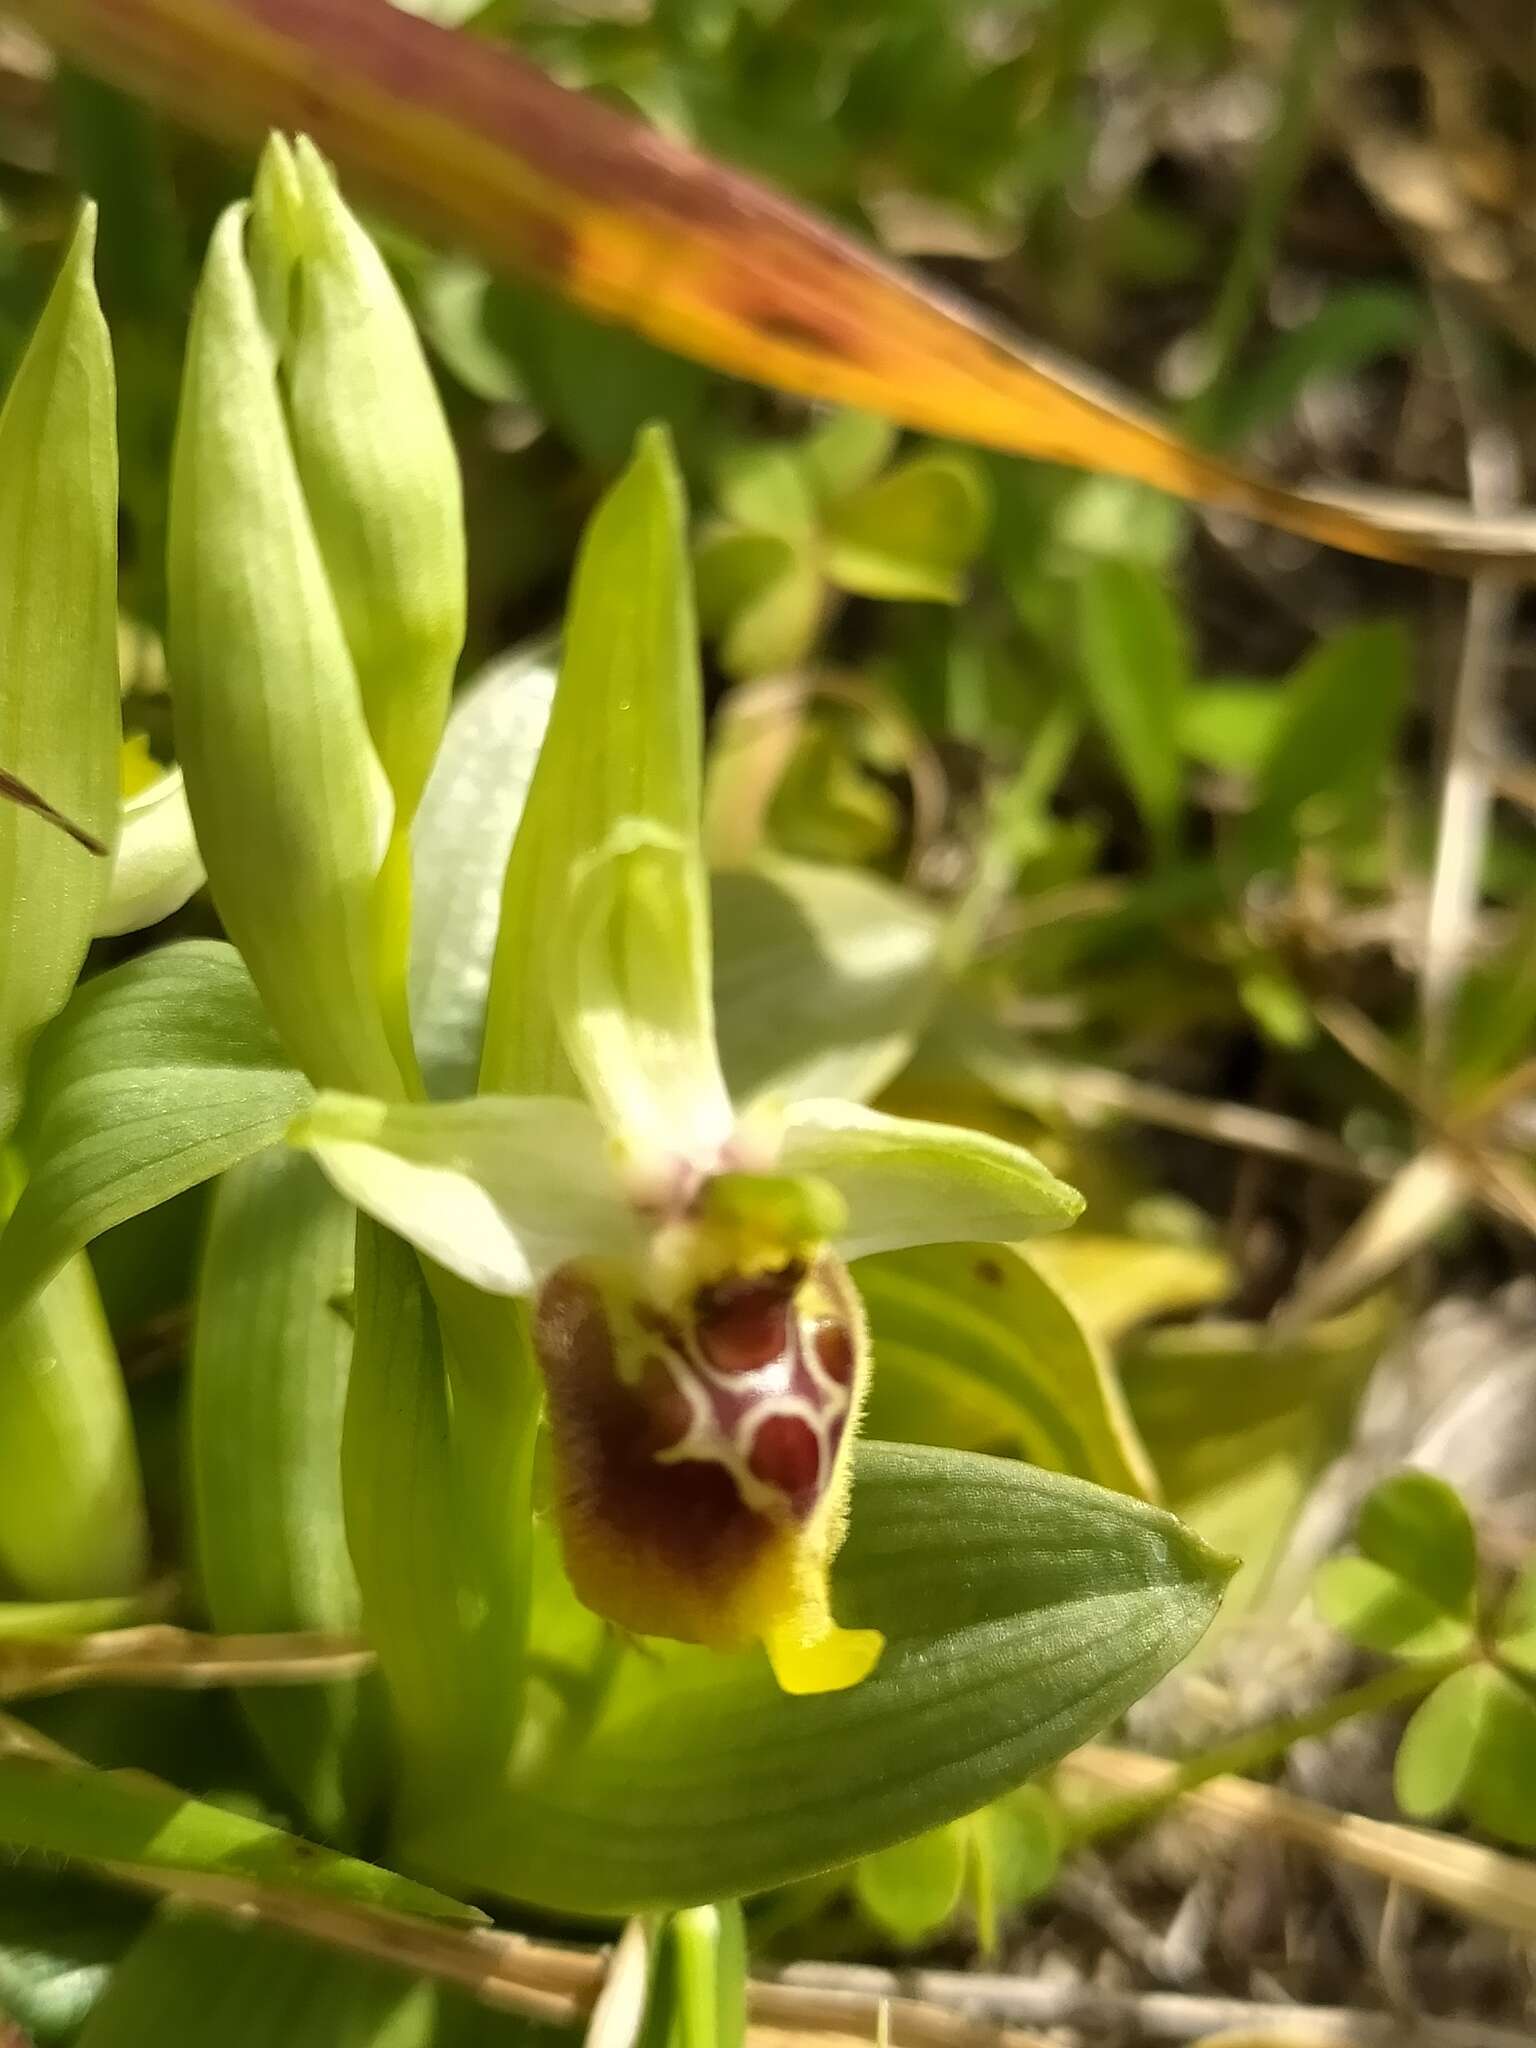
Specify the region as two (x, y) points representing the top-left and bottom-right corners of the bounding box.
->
(1029, 1233), (1232, 1346)
(0, 1737), (474, 1919)
(780, 1100), (1083, 1258)
(801, 410), (897, 503)
(1122, 1297), (1390, 1626)
(975, 1787), (1063, 1926)
(408, 1444), (1229, 1909)
(0, 1251), (146, 1600)
(713, 856), (944, 1109)
(824, 451), (990, 602)
(714, 441), (817, 540)
(410, 643), (556, 1096)
(1177, 681), (1285, 775)
(855, 1823), (967, 1943)
(1073, 559), (1188, 863)
(1314, 1557), (1476, 1663)
(859, 1242), (1155, 1497)
(250, 137), (465, 825)
(1238, 620), (1408, 875)
(1396, 1665), (1536, 1846)
(343, 1220), (536, 1810)
(0, 209), (119, 1142)
(191, 1148), (383, 1841)
(95, 767), (204, 938)
(295, 1093), (634, 1296)
(169, 203), (400, 1099)
(1357, 1471), (1477, 1618)
(75, 1910), (566, 2048)
(638, 1905), (746, 2048)
(0, 944), (311, 1330)
(481, 428), (729, 1168)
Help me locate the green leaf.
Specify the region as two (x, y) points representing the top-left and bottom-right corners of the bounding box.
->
(0, 1251), (147, 1600)
(1177, 681), (1285, 775)
(0, 944), (311, 1330)
(693, 528), (822, 678)
(779, 1101), (1083, 1258)
(1313, 1557), (1476, 1664)
(1314, 1470), (1478, 1663)
(410, 644), (556, 1097)
(480, 427), (728, 1168)
(1239, 620), (1408, 875)
(75, 1911), (566, 2048)
(1073, 558), (1188, 862)
(712, 856), (944, 1109)
(859, 1242), (1156, 1497)
(408, 1444), (1230, 1910)
(855, 1823), (967, 1943)
(169, 202), (401, 1098)
(801, 410), (897, 504)
(0, 208), (120, 1142)
(824, 451), (989, 603)
(95, 767), (205, 938)
(1494, 1560), (1536, 1678)
(250, 137), (465, 826)
(638, 1905), (746, 2048)
(0, 1866), (145, 2043)
(1357, 1471), (1477, 1618)
(190, 1148), (383, 1841)
(1396, 1664), (1536, 1846)
(0, 1737), (474, 1920)
(294, 1093), (634, 1296)
(1122, 1298), (1390, 1629)
(714, 441), (817, 540)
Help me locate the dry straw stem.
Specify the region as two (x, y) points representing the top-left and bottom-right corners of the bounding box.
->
(0, 1622), (375, 1700)
(15, 0), (1536, 580)
(1064, 1744), (1536, 1947)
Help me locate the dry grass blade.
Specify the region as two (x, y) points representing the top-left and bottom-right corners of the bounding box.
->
(1271, 1146), (1472, 1335)
(0, 1623), (374, 1700)
(13, 0), (1536, 580)
(1063, 1745), (1536, 1948)
(0, 764), (108, 854)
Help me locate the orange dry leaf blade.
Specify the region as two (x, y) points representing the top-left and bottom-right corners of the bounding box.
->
(26, 0), (1536, 577)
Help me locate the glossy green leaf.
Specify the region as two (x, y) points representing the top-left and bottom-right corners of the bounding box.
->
(855, 1822), (967, 1942)
(250, 136), (465, 826)
(190, 1148), (382, 1841)
(1395, 1664), (1536, 1846)
(95, 767), (205, 938)
(294, 1093), (633, 1296)
(169, 202), (400, 1098)
(0, 209), (120, 1142)
(712, 856), (944, 1109)
(1073, 558), (1188, 862)
(410, 643), (556, 1097)
(824, 451), (990, 602)
(1238, 620), (1408, 875)
(859, 1241), (1156, 1496)
(0, 1739), (473, 1919)
(0, 944), (310, 1330)
(481, 427), (727, 1169)
(780, 1100), (1083, 1258)
(407, 1444), (1230, 1910)
(0, 1250), (146, 1600)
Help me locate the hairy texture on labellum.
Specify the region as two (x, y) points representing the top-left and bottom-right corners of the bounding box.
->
(533, 1246), (882, 1693)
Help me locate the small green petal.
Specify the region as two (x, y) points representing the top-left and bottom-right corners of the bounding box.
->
(293, 1092), (638, 1294)
(781, 1100), (1083, 1259)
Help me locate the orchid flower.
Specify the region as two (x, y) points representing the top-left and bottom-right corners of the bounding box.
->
(293, 427), (1082, 1697)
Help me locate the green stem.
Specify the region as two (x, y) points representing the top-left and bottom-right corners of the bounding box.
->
(1069, 1657), (1459, 1847)
(1181, 0), (1353, 446)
